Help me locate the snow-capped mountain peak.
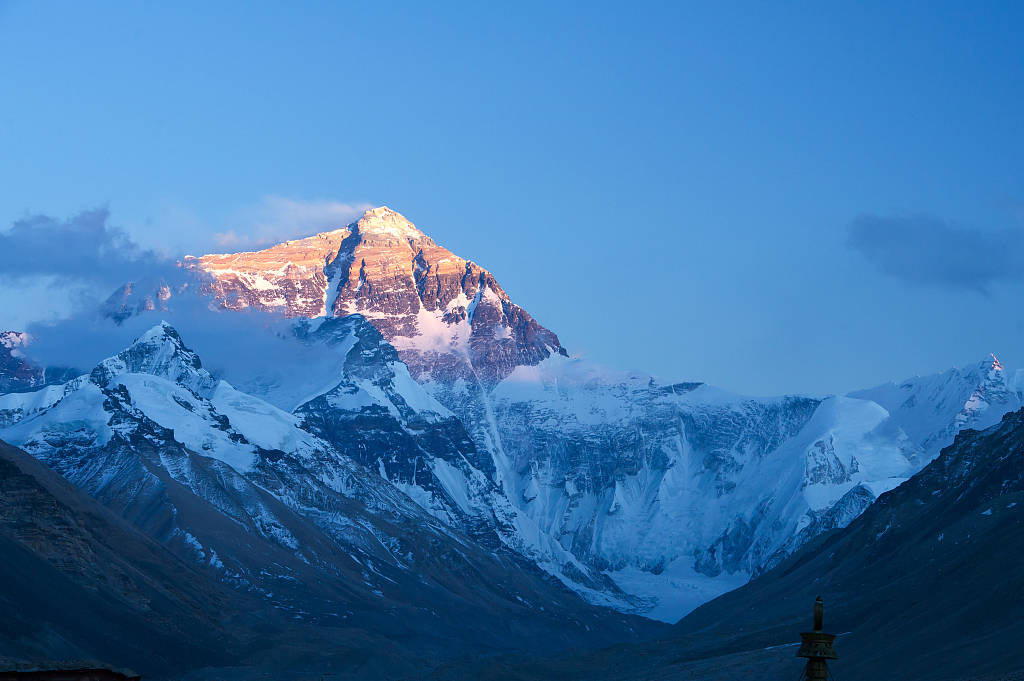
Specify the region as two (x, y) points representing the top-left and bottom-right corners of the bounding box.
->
(953, 353), (1016, 433)
(354, 205), (426, 240)
(172, 207), (565, 386)
(989, 352), (1003, 372)
(90, 321), (217, 397)
(850, 354), (1023, 462)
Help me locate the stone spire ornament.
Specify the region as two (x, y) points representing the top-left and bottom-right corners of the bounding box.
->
(796, 596), (838, 680)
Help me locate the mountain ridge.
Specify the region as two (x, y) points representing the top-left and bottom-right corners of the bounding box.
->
(9, 206), (1024, 623)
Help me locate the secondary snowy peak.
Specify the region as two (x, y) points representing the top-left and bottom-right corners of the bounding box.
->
(91, 321), (217, 396)
(955, 354), (1015, 429)
(849, 354), (1023, 460)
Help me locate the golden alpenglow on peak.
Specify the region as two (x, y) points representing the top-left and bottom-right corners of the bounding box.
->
(354, 206), (426, 239)
(180, 206), (565, 384)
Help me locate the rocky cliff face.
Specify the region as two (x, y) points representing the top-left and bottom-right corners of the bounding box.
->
(187, 206), (566, 386)
(184, 229), (348, 319)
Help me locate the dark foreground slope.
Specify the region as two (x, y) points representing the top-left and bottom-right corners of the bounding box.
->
(430, 408), (1024, 681)
(672, 407), (1024, 681)
(0, 440), (397, 680)
(0, 437), (635, 681)
(0, 439), (242, 676)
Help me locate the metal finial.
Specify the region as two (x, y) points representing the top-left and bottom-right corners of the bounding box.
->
(814, 596), (824, 632)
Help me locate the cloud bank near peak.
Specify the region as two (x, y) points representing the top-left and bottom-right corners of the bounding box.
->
(0, 197), (375, 328)
(0, 208), (166, 287)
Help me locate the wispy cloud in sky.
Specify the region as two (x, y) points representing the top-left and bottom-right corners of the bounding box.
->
(212, 196), (372, 251)
(847, 214), (1024, 294)
(22, 293), (312, 386)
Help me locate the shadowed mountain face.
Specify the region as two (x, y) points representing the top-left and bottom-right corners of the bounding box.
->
(0, 439), (241, 676)
(423, 408), (1024, 680)
(0, 437), (526, 681)
(667, 407), (1024, 681)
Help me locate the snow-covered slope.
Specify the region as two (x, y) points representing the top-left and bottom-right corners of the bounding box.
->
(458, 355), (918, 620)
(850, 354), (1024, 459)
(253, 315), (924, 620)
(0, 323), (658, 653)
(238, 315), (641, 608)
(0, 322), (440, 560)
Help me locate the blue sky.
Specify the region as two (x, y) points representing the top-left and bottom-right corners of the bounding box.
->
(1, 1), (1023, 395)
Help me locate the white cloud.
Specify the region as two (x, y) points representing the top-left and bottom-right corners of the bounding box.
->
(212, 196), (374, 251)
(0, 197), (377, 328)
